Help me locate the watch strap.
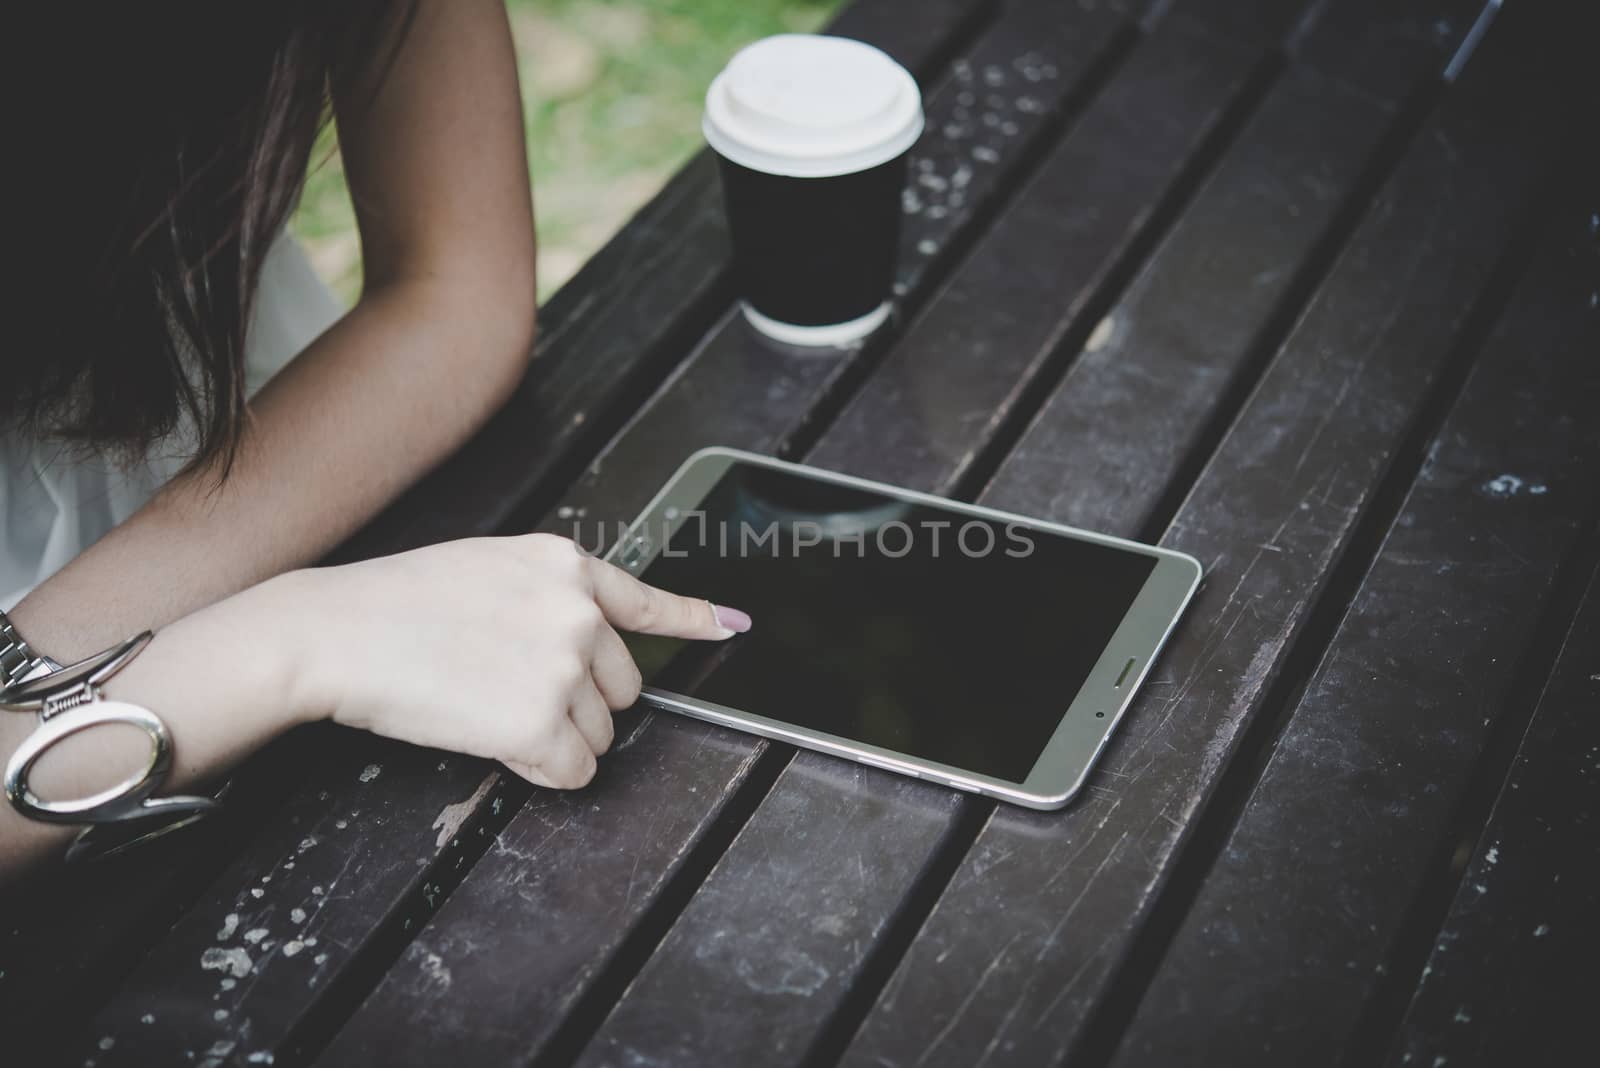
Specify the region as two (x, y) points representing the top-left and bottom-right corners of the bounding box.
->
(0, 608), (54, 689)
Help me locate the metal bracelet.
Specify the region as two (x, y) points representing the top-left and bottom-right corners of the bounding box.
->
(2, 631), (222, 862)
(0, 606), (61, 688)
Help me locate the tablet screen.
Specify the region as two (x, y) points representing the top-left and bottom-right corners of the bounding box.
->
(623, 461), (1156, 783)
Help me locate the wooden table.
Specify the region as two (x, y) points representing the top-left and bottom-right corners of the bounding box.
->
(7, 0), (1597, 1064)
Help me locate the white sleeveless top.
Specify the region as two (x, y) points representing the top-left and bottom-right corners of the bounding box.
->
(0, 232), (342, 610)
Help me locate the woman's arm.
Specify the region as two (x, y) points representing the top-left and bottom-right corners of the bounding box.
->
(12, 0), (536, 662)
(1, 535), (748, 881)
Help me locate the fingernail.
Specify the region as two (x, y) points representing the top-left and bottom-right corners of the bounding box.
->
(711, 604), (752, 635)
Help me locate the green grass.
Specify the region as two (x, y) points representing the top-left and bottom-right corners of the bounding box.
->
(291, 0), (835, 305)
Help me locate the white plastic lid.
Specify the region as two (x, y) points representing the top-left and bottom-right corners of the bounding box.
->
(703, 34), (924, 178)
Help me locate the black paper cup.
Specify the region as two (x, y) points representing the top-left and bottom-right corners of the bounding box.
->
(704, 35), (924, 346)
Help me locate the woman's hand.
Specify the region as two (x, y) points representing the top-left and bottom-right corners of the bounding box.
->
(284, 533), (749, 789)
(1, 533), (747, 874)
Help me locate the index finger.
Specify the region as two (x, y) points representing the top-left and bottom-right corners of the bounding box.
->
(587, 556), (751, 640)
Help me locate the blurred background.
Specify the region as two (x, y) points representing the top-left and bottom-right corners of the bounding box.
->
(291, 0), (838, 306)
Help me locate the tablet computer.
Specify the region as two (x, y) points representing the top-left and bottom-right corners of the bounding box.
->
(607, 448), (1201, 809)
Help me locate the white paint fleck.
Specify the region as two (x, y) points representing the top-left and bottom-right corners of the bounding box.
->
(335, 820), (348, 830)
(220, 978), (237, 991)
(431, 772), (499, 849)
(141, 1015), (155, 1025)
(359, 764), (382, 783)
(290, 908), (307, 925)
(243, 928), (269, 945)
(250, 888), (264, 899)
(733, 948), (830, 996)
(972, 145), (999, 164)
(311, 885), (324, 896)
(304, 937), (318, 947)
(282, 940), (306, 958)
(1534, 923), (1550, 937)
(297, 837), (317, 853)
(1454, 1007), (1472, 1023)
(1485, 846), (1499, 865)
(216, 914), (239, 941)
(420, 950), (452, 988)
(314, 953), (329, 966)
(917, 239), (938, 256)
(213, 1009), (229, 1022)
(99, 1038), (114, 1051)
(247, 1053), (276, 1065)
(200, 947), (253, 979)
(1480, 474), (1546, 498)
(1086, 315), (1116, 353)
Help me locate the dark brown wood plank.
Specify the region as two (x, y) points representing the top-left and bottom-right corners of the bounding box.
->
(837, 8), (1572, 1066)
(565, 2), (1488, 1064)
(801, 10), (1269, 493)
(1386, 553), (1600, 1067)
(311, 3), (1148, 1065)
(0, 731), (307, 1057)
(1111, 157), (1600, 1068)
(40, 6), (1048, 1068)
(329, 0), (995, 564)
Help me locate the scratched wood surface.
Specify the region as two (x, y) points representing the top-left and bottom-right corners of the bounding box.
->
(1387, 551), (1600, 1068)
(27, 1), (1599, 1066)
(837, 5), (1576, 1065)
(1110, 148), (1600, 1068)
(566, 4), (1453, 1066)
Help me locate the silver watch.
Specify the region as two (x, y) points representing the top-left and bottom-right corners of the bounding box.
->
(2, 626), (222, 862)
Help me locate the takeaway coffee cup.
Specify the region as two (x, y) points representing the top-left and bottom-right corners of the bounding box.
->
(703, 34), (924, 346)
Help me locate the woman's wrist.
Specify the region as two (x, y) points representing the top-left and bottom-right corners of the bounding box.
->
(86, 570), (324, 745)
(218, 568), (333, 729)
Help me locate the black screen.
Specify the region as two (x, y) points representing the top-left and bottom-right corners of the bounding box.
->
(625, 462), (1156, 783)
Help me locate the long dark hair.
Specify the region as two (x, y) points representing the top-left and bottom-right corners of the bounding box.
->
(8, 1), (413, 476)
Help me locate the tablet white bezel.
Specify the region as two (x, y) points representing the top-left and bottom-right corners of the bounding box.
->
(606, 447), (1202, 810)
